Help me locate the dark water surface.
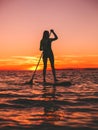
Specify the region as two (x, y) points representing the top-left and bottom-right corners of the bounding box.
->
(0, 69), (98, 130)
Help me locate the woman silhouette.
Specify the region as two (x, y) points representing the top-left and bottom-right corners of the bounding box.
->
(40, 29), (58, 82)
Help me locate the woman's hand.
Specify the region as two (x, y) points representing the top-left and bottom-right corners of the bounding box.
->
(50, 29), (54, 33)
(50, 29), (58, 40)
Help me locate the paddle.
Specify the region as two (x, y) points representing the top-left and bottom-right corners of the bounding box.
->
(28, 53), (43, 84)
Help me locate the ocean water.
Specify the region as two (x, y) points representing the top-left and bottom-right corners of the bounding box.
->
(0, 69), (98, 130)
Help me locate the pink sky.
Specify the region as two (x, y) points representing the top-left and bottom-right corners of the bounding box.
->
(0, 0), (98, 70)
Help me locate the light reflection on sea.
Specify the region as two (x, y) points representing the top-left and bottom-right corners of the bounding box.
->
(0, 69), (98, 130)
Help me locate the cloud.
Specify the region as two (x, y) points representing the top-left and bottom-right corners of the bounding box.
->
(57, 54), (98, 58)
(0, 55), (42, 70)
(55, 54), (98, 68)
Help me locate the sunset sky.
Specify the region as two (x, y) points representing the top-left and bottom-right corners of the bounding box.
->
(0, 0), (98, 70)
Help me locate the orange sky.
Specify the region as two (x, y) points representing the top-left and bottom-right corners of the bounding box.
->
(0, 0), (98, 70)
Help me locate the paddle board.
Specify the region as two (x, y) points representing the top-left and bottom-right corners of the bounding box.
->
(36, 81), (72, 86)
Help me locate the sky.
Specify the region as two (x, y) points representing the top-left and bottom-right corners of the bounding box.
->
(0, 0), (98, 70)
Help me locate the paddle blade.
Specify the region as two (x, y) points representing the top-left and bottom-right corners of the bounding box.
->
(28, 79), (33, 84)
(23, 79), (33, 85)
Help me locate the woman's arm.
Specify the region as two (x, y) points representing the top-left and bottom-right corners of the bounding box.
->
(40, 40), (43, 51)
(50, 29), (58, 41)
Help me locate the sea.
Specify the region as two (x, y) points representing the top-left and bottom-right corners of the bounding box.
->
(0, 69), (98, 130)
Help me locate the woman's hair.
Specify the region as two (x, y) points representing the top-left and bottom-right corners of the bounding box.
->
(42, 30), (49, 39)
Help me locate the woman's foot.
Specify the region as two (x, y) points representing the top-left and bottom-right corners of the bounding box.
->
(43, 79), (46, 83)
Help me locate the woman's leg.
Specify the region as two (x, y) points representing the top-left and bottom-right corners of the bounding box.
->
(43, 56), (47, 82)
(49, 54), (57, 81)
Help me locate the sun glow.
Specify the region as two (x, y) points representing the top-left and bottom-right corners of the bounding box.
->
(28, 66), (42, 71)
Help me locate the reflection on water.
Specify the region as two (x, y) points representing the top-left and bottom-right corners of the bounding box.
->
(0, 69), (98, 130)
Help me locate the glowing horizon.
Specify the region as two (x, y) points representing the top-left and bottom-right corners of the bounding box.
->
(0, 54), (98, 70)
(0, 0), (98, 70)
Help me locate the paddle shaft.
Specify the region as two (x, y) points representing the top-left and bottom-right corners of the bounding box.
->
(31, 53), (43, 81)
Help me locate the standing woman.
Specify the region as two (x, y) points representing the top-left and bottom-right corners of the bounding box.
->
(40, 29), (58, 82)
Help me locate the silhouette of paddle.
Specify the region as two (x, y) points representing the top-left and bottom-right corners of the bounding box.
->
(27, 53), (43, 85)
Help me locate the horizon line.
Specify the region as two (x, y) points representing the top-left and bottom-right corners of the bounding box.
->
(0, 67), (98, 71)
